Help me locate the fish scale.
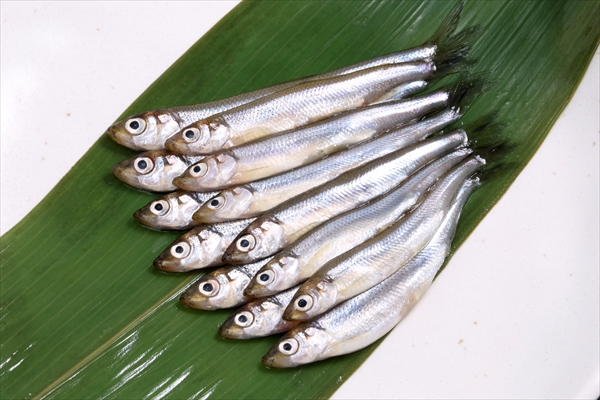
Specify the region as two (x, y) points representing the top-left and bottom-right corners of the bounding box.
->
(194, 108), (461, 223)
(245, 147), (471, 298)
(284, 156), (485, 322)
(223, 130), (469, 264)
(166, 62), (441, 155)
(263, 176), (479, 367)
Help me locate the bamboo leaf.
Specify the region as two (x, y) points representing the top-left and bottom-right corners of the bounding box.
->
(1, 1), (598, 399)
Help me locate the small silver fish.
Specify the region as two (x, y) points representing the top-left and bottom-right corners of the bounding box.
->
(153, 218), (254, 272)
(133, 191), (219, 230)
(263, 176), (480, 368)
(111, 150), (203, 192)
(223, 130), (469, 265)
(192, 108), (462, 223)
(283, 156), (485, 322)
(105, 2), (475, 151)
(245, 147), (471, 298)
(165, 62), (446, 155)
(172, 86), (450, 192)
(179, 257), (273, 310)
(219, 285), (300, 339)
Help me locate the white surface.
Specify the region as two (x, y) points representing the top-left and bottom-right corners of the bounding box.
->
(1, 2), (598, 399)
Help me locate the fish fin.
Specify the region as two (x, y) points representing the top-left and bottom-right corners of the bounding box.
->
(474, 160), (518, 185)
(447, 73), (495, 112)
(428, 1), (465, 46)
(428, 1), (482, 76)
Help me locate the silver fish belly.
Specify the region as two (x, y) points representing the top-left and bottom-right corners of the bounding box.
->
(193, 108), (462, 223)
(223, 130), (469, 264)
(111, 150), (203, 192)
(179, 257), (273, 310)
(134, 191), (219, 230)
(283, 156), (485, 322)
(165, 62), (442, 155)
(263, 176), (480, 368)
(245, 146), (471, 298)
(153, 218), (255, 272)
(172, 88), (452, 192)
(219, 285), (300, 339)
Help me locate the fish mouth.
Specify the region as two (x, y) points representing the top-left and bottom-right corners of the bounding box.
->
(173, 176), (200, 191)
(153, 257), (186, 273)
(179, 291), (196, 308)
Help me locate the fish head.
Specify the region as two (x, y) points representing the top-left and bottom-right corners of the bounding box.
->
(111, 150), (187, 192)
(245, 255), (300, 298)
(179, 270), (236, 310)
(106, 111), (181, 151)
(165, 117), (231, 155)
(283, 279), (337, 321)
(222, 219), (286, 264)
(134, 191), (201, 230)
(219, 300), (286, 339)
(193, 186), (255, 223)
(262, 323), (329, 368)
(172, 152), (237, 191)
(153, 226), (225, 272)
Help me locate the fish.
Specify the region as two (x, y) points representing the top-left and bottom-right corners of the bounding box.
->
(111, 150), (203, 192)
(133, 191), (219, 231)
(179, 257), (273, 310)
(283, 156), (485, 322)
(219, 285), (300, 339)
(192, 107), (463, 223)
(106, 2), (475, 151)
(153, 218), (255, 272)
(172, 85), (453, 192)
(245, 147), (471, 298)
(262, 175), (480, 368)
(222, 130), (469, 265)
(164, 59), (465, 155)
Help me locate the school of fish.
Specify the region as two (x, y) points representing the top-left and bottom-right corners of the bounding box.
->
(107, 3), (501, 368)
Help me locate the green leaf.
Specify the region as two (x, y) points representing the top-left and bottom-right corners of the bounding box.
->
(1, 1), (598, 399)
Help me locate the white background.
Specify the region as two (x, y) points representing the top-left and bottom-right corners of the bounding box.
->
(1, 2), (598, 399)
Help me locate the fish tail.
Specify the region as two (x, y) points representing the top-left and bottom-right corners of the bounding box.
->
(428, 1), (465, 46)
(447, 73), (495, 112)
(429, 2), (482, 76)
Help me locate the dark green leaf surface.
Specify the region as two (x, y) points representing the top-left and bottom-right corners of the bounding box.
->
(1, 1), (598, 399)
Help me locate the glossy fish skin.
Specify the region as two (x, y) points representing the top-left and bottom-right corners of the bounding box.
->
(173, 86), (451, 192)
(107, 3), (474, 151)
(245, 147), (471, 298)
(219, 285), (300, 339)
(223, 130), (469, 265)
(179, 257), (273, 310)
(134, 191), (219, 230)
(263, 176), (480, 368)
(193, 108), (462, 223)
(283, 156), (485, 322)
(153, 218), (255, 273)
(165, 62), (441, 155)
(111, 150), (203, 193)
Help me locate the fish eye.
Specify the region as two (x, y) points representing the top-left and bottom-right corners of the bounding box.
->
(256, 270), (275, 285)
(189, 162), (208, 178)
(234, 311), (254, 327)
(278, 338), (299, 355)
(207, 196), (225, 210)
(150, 200), (169, 216)
(170, 242), (190, 258)
(183, 127), (201, 143)
(295, 295), (313, 311)
(133, 157), (154, 174)
(236, 235), (256, 252)
(199, 279), (219, 297)
(125, 118), (146, 135)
